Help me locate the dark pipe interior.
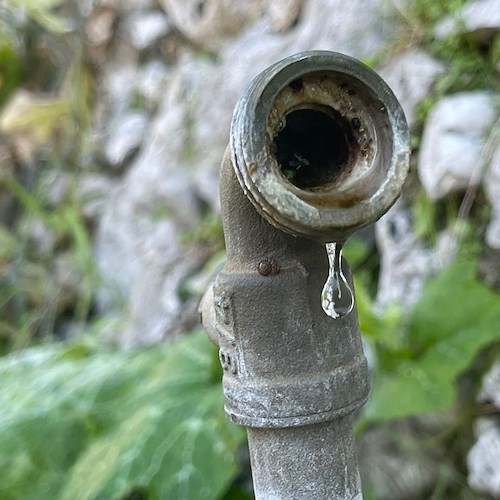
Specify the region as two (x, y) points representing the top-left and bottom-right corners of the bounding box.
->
(273, 108), (350, 189)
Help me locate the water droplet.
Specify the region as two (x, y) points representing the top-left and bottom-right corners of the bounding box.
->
(321, 242), (354, 319)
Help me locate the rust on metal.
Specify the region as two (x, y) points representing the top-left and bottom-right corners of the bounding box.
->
(257, 258), (280, 276)
(201, 51), (410, 500)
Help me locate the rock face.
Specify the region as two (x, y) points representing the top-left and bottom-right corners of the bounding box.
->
(468, 424), (500, 497)
(103, 112), (148, 167)
(95, 0), (394, 345)
(484, 143), (500, 249)
(435, 0), (500, 42)
(467, 361), (500, 497)
(374, 203), (456, 310)
(418, 92), (497, 200)
(375, 204), (434, 310)
(378, 49), (445, 128)
(95, 61), (212, 345)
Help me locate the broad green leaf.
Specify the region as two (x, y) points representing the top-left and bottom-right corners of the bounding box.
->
(409, 259), (500, 349)
(365, 317), (500, 420)
(0, 330), (244, 499)
(364, 260), (500, 421)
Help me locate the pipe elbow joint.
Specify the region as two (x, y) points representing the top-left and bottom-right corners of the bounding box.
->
(203, 51), (410, 429)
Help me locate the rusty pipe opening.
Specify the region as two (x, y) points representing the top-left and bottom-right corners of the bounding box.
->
(273, 106), (352, 190)
(230, 51), (410, 242)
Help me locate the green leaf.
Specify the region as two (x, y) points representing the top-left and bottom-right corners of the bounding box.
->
(365, 318), (500, 421)
(364, 259), (500, 421)
(0, 330), (245, 499)
(408, 259), (500, 350)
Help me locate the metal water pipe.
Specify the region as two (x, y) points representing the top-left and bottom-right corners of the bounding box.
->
(201, 51), (409, 499)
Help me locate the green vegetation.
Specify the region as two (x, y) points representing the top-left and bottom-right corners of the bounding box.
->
(364, 258), (500, 421)
(0, 329), (244, 500)
(0, 0), (499, 498)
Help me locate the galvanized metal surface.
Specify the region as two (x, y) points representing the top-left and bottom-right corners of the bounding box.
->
(201, 51), (410, 499)
(212, 156), (369, 428)
(247, 417), (362, 500)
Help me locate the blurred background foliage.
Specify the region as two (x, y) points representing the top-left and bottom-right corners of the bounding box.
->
(0, 0), (499, 499)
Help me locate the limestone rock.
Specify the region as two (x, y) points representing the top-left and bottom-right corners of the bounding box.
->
(375, 204), (435, 310)
(76, 173), (116, 222)
(418, 92), (497, 199)
(85, 6), (116, 47)
(478, 360), (500, 408)
(265, 0), (303, 32)
(127, 11), (170, 50)
(95, 60), (214, 345)
(375, 203), (457, 311)
(159, 0), (262, 51)
(135, 61), (171, 107)
(467, 360), (500, 496)
(468, 421), (500, 496)
(378, 49), (446, 128)
(484, 143), (500, 248)
(435, 0), (500, 43)
(104, 112), (148, 167)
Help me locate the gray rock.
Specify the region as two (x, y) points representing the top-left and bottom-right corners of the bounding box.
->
(435, 0), (500, 43)
(485, 142), (500, 249)
(104, 112), (148, 167)
(375, 204), (435, 310)
(76, 173), (116, 221)
(467, 360), (500, 496)
(159, 0), (262, 50)
(116, 0), (156, 12)
(265, 0), (303, 32)
(418, 92), (497, 199)
(378, 49), (446, 128)
(375, 203), (457, 311)
(127, 11), (170, 50)
(85, 6), (116, 47)
(477, 360), (500, 408)
(95, 61), (213, 345)
(478, 244), (500, 289)
(102, 63), (139, 121)
(135, 61), (171, 107)
(468, 420), (500, 496)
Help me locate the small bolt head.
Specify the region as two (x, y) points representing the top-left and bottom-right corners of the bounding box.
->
(258, 258), (280, 276)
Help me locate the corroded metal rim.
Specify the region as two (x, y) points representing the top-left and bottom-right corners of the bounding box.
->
(230, 50), (410, 242)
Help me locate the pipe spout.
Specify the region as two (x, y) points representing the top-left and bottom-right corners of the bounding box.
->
(201, 51), (410, 500)
(230, 50), (410, 242)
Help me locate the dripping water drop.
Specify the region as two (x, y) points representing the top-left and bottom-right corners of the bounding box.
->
(321, 242), (354, 319)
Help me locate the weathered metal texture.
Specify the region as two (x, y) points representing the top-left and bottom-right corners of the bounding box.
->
(212, 154), (369, 428)
(230, 51), (410, 243)
(247, 417), (362, 500)
(201, 51), (410, 499)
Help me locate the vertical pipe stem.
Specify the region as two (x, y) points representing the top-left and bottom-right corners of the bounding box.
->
(247, 417), (362, 500)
